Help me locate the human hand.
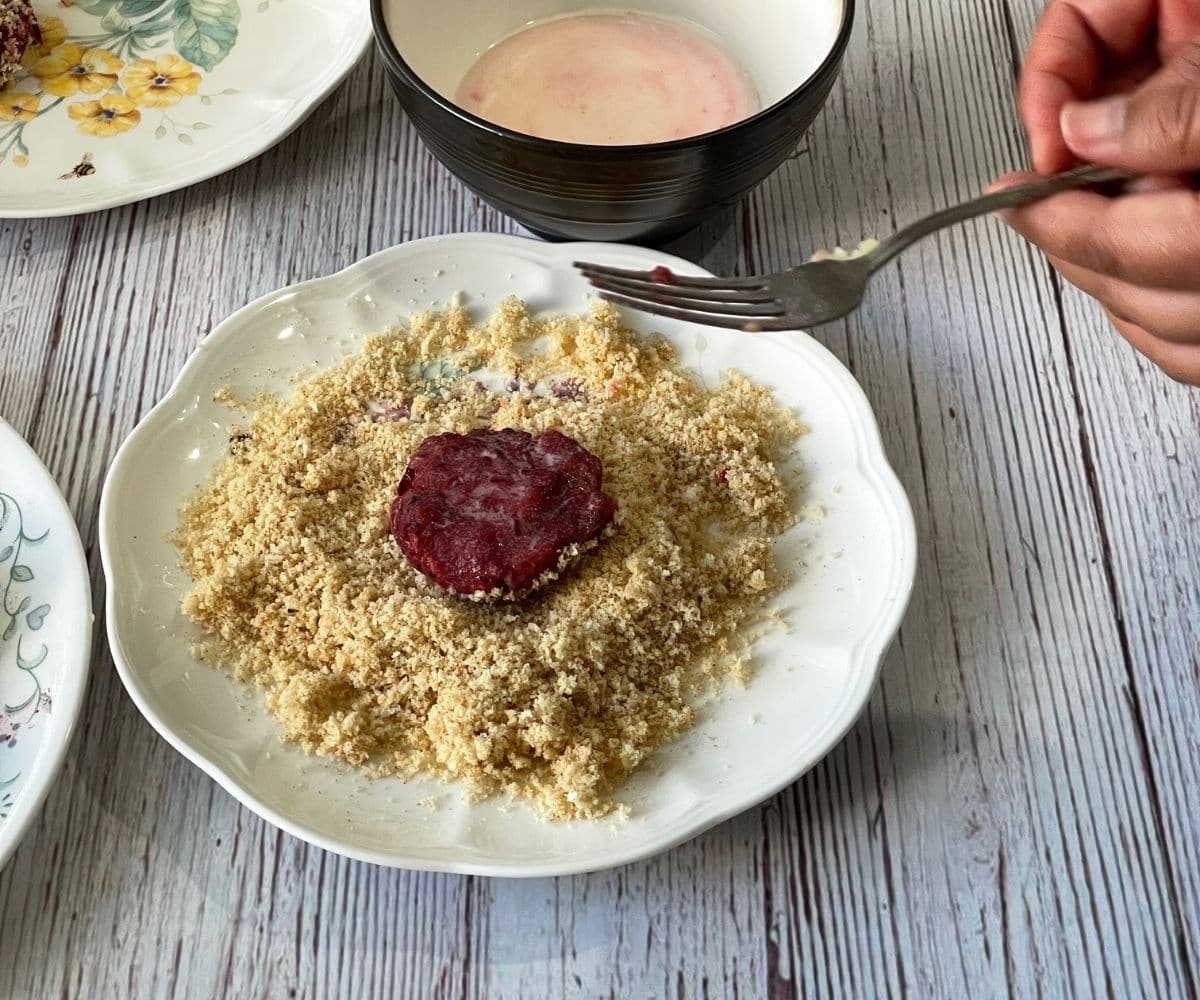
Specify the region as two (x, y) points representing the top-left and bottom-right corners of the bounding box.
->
(998, 0), (1200, 385)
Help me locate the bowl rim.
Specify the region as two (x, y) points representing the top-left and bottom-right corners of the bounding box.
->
(369, 0), (856, 157)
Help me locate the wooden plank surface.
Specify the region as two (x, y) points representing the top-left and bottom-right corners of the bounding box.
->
(1, 0), (1198, 995)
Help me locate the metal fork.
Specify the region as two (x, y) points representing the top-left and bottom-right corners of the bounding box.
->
(575, 164), (1135, 331)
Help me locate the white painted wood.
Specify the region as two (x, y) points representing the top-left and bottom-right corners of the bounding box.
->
(0, 0), (1198, 994)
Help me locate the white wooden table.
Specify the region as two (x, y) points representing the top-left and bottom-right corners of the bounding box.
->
(2, 1), (1198, 995)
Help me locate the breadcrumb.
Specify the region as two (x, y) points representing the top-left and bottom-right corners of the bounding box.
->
(174, 299), (804, 820)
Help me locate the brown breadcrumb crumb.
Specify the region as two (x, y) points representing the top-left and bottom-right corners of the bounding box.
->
(174, 299), (804, 820)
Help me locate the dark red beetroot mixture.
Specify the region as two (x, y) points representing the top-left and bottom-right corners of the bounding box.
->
(390, 428), (617, 597)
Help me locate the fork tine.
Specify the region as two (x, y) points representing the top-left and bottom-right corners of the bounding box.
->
(573, 261), (768, 291)
(578, 270), (780, 306)
(587, 276), (787, 317)
(597, 292), (799, 332)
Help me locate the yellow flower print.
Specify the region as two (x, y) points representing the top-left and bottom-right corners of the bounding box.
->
(68, 94), (140, 137)
(22, 17), (68, 65)
(39, 16), (68, 48)
(122, 55), (202, 109)
(31, 45), (122, 98)
(0, 93), (40, 123)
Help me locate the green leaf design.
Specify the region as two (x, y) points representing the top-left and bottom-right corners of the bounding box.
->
(15, 642), (47, 671)
(1, 619), (14, 642)
(73, 0), (121, 15)
(155, 124), (167, 139)
(101, 8), (131, 30)
(121, 0), (171, 17)
(10, 565), (32, 583)
(131, 21), (173, 46)
(178, 133), (193, 145)
(0, 546), (11, 562)
(172, 0), (240, 72)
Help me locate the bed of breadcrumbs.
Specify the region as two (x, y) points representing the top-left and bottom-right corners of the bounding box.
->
(174, 299), (804, 821)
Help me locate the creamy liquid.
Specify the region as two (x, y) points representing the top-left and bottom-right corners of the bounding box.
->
(454, 11), (761, 145)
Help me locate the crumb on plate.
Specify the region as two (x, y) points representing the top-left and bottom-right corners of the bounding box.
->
(174, 299), (804, 821)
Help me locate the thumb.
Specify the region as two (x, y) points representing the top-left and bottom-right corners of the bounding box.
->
(1060, 50), (1200, 171)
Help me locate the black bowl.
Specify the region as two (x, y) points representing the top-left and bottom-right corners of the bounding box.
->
(370, 1), (855, 244)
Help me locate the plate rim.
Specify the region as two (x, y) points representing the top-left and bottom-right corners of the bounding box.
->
(99, 232), (917, 876)
(0, 9), (372, 219)
(0, 419), (94, 869)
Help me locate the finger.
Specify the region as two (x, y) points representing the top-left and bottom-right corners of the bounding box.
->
(1018, 0), (1156, 173)
(1061, 42), (1200, 171)
(1103, 309), (1200, 385)
(1097, 50), (1161, 96)
(1047, 255), (1200, 344)
(1125, 175), (1191, 194)
(1149, 36), (1200, 88)
(1020, 4), (1102, 173)
(988, 170), (1189, 197)
(1158, 9), (1200, 63)
(1004, 187), (1200, 290)
(986, 170), (1037, 194)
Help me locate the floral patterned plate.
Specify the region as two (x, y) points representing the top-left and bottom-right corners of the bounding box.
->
(0, 0), (370, 217)
(0, 419), (92, 868)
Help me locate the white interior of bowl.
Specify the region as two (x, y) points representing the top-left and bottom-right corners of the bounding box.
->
(383, 0), (846, 112)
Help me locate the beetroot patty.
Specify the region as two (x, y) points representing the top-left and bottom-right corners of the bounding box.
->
(390, 428), (617, 597)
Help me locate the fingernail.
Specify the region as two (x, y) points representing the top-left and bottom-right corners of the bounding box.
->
(1061, 97), (1127, 152)
(1127, 175), (1188, 194)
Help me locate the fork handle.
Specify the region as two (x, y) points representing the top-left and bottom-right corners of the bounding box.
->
(869, 165), (1137, 270)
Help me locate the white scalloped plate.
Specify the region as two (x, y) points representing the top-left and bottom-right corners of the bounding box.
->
(0, 420), (93, 869)
(0, 0), (369, 217)
(99, 233), (916, 876)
